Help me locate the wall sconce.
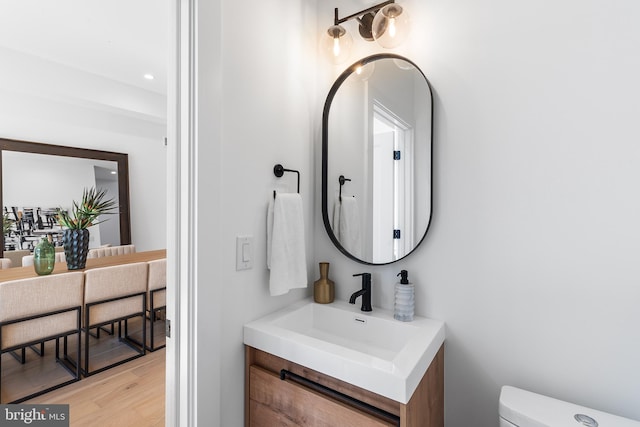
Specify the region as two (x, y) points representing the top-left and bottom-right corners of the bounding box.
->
(323, 0), (411, 64)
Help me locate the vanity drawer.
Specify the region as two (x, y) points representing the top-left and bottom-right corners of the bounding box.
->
(245, 345), (444, 427)
(249, 365), (396, 427)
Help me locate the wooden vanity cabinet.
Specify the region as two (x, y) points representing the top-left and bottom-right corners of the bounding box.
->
(245, 345), (444, 427)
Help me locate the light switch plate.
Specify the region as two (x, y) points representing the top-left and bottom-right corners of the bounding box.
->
(236, 236), (253, 271)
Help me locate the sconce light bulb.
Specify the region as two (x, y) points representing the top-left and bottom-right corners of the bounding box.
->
(372, 4), (411, 49)
(333, 37), (341, 57)
(324, 24), (353, 64)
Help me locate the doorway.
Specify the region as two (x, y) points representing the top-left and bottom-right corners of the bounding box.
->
(371, 102), (415, 263)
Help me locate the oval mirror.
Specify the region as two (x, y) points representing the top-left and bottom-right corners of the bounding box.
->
(322, 54), (433, 265)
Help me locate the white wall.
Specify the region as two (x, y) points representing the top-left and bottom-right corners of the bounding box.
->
(316, 0), (640, 426)
(191, 0), (318, 424)
(3, 152), (102, 208)
(0, 47), (167, 251)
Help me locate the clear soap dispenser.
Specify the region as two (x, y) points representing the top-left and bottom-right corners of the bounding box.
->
(394, 270), (414, 322)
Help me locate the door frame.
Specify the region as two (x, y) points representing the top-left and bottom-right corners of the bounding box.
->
(167, 1), (224, 425)
(166, 0), (196, 425)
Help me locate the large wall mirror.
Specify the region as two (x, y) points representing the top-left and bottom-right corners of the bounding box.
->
(0, 138), (131, 257)
(322, 54), (433, 265)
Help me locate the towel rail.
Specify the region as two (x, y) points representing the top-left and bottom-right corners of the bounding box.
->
(338, 175), (351, 202)
(273, 164), (300, 199)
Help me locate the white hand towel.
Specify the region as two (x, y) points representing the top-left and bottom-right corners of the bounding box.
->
(339, 196), (361, 257)
(267, 196), (274, 269)
(331, 193), (341, 236)
(267, 193), (307, 296)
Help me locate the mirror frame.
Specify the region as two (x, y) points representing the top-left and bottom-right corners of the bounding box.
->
(0, 137), (131, 257)
(322, 53), (434, 265)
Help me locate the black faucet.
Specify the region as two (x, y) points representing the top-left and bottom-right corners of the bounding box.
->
(349, 273), (372, 312)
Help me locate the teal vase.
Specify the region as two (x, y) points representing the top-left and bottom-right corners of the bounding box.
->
(33, 235), (56, 275)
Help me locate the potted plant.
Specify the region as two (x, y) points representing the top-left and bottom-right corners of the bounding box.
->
(2, 213), (12, 237)
(57, 187), (117, 270)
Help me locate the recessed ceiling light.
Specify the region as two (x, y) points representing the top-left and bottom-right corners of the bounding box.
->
(144, 74), (155, 80)
(110, 170), (117, 175)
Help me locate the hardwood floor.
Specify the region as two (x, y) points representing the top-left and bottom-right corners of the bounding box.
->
(26, 348), (165, 427)
(2, 318), (166, 426)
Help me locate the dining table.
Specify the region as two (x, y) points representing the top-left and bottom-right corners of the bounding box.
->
(0, 249), (166, 283)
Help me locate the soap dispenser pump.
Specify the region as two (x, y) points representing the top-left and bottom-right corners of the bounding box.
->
(394, 270), (414, 322)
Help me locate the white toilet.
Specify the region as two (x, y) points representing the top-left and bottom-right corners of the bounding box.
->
(499, 386), (640, 427)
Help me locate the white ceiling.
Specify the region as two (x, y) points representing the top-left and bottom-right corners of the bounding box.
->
(0, 0), (168, 94)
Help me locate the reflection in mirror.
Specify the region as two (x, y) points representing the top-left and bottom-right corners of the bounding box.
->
(3, 152), (121, 251)
(0, 138), (131, 257)
(323, 54), (433, 265)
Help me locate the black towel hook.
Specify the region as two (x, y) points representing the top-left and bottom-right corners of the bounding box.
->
(273, 164), (300, 199)
(338, 175), (351, 202)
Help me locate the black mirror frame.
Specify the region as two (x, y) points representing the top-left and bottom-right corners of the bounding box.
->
(322, 53), (434, 265)
(0, 137), (131, 257)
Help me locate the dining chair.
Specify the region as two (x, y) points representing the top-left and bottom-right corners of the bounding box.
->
(0, 272), (83, 403)
(86, 244), (136, 259)
(3, 250), (30, 268)
(81, 262), (147, 376)
(146, 258), (166, 351)
(22, 252), (66, 267)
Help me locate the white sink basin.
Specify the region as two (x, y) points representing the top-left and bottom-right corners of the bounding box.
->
(243, 298), (445, 403)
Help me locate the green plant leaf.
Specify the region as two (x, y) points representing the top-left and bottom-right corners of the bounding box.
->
(56, 187), (118, 230)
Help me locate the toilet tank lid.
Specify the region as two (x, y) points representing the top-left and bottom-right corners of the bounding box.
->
(499, 386), (640, 427)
